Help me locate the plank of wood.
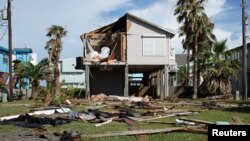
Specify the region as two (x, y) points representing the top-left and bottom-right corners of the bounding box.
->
(178, 117), (214, 125)
(129, 112), (196, 122)
(95, 119), (113, 127)
(146, 121), (176, 125)
(124, 118), (137, 126)
(85, 126), (206, 138)
(86, 127), (186, 138)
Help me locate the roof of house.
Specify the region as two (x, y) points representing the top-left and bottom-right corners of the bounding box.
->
(229, 42), (250, 51)
(0, 46), (9, 53)
(82, 13), (175, 39)
(175, 54), (187, 66)
(126, 13), (175, 37)
(13, 48), (33, 54)
(0, 47), (33, 54)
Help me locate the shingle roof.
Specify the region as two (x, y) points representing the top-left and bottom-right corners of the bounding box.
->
(82, 13), (175, 39)
(0, 46), (9, 53)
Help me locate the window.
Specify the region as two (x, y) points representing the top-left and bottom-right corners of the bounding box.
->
(3, 54), (8, 64)
(142, 35), (166, 56)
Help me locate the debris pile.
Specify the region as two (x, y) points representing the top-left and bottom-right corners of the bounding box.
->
(2, 97), (249, 140)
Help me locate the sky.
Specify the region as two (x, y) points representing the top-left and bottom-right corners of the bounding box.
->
(0, 0), (249, 61)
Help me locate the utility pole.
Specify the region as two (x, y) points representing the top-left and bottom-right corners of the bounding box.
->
(7, 0), (13, 101)
(242, 0), (248, 101)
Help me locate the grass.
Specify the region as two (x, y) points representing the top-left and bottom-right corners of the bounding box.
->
(0, 99), (250, 141)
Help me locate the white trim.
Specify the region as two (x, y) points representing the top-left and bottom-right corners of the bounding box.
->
(142, 34), (166, 38)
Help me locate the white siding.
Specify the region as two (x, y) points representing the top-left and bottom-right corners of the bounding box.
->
(61, 58), (83, 73)
(59, 58), (85, 88)
(30, 53), (37, 65)
(127, 18), (171, 65)
(60, 73), (85, 84)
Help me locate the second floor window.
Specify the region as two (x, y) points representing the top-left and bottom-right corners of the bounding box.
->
(142, 35), (166, 56)
(3, 54), (8, 64)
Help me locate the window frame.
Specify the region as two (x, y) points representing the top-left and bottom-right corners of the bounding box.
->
(3, 54), (8, 64)
(142, 34), (167, 56)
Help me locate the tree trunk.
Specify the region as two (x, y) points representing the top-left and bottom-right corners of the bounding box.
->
(186, 47), (190, 86)
(55, 60), (60, 96)
(197, 62), (201, 87)
(19, 77), (22, 94)
(31, 82), (38, 100)
(193, 34), (198, 99)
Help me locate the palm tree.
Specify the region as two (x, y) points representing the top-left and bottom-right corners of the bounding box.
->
(13, 60), (25, 94)
(177, 65), (191, 86)
(175, 0), (192, 86)
(25, 59), (50, 99)
(14, 59), (50, 99)
(45, 25), (67, 97)
(200, 40), (241, 96)
(174, 0), (214, 99)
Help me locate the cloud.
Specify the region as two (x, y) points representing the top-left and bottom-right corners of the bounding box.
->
(0, 0), (244, 60)
(0, 0), (131, 60)
(214, 28), (232, 41)
(128, 0), (182, 52)
(128, 0), (240, 53)
(213, 27), (242, 49)
(204, 0), (226, 17)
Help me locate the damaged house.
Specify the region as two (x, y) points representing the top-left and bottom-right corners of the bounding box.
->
(80, 13), (177, 99)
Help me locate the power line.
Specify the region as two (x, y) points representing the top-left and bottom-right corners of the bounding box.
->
(0, 26), (7, 40)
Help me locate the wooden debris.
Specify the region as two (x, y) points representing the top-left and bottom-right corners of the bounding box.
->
(146, 121), (176, 125)
(65, 99), (72, 105)
(91, 93), (108, 102)
(0, 107), (71, 121)
(95, 118), (113, 127)
(186, 127), (207, 134)
(85, 126), (206, 138)
(178, 117), (214, 125)
(232, 117), (243, 125)
(130, 112), (197, 122)
(129, 127), (149, 141)
(113, 118), (137, 126)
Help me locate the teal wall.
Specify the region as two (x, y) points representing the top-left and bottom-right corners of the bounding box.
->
(0, 52), (9, 73)
(0, 47), (33, 90)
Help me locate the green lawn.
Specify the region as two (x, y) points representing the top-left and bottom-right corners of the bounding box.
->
(0, 100), (249, 141)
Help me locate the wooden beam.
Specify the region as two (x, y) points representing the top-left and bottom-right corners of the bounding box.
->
(124, 64), (129, 97)
(85, 65), (90, 99)
(157, 70), (161, 98)
(178, 117), (214, 125)
(130, 112), (197, 122)
(84, 33), (107, 39)
(121, 33), (126, 62)
(85, 126), (205, 138)
(86, 127), (185, 138)
(160, 68), (164, 100)
(164, 65), (169, 99)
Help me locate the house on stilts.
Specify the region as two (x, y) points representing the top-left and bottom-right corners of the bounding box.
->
(80, 13), (177, 99)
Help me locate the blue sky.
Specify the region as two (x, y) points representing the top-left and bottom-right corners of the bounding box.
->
(0, 0), (249, 61)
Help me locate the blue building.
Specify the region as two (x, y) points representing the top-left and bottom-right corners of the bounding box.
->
(13, 48), (33, 63)
(13, 48), (33, 90)
(0, 46), (9, 73)
(0, 46), (35, 92)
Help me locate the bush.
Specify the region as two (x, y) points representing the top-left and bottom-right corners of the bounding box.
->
(61, 87), (85, 99)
